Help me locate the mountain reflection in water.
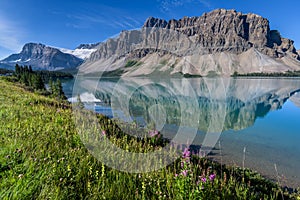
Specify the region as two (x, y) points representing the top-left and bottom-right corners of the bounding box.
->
(71, 77), (300, 133)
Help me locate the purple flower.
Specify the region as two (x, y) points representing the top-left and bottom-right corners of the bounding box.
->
(102, 130), (106, 136)
(201, 177), (207, 183)
(181, 170), (188, 177)
(181, 161), (184, 168)
(175, 173), (178, 177)
(209, 174), (216, 181)
(182, 147), (191, 159)
(149, 130), (159, 137)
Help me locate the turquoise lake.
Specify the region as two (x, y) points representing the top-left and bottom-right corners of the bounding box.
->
(63, 77), (300, 188)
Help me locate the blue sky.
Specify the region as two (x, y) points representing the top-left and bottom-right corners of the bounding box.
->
(0, 0), (300, 59)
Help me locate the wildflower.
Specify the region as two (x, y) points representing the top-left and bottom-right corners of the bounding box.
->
(102, 130), (106, 136)
(182, 147), (191, 159)
(175, 173), (178, 177)
(181, 170), (188, 177)
(209, 174), (216, 181)
(18, 174), (24, 179)
(201, 177), (207, 183)
(181, 162), (184, 168)
(149, 130), (159, 137)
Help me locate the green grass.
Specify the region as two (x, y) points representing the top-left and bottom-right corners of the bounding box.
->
(0, 77), (299, 199)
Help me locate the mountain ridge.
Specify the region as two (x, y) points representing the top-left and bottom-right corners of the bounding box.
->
(79, 9), (300, 76)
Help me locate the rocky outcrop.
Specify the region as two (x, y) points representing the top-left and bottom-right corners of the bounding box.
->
(76, 42), (101, 49)
(0, 43), (83, 71)
(79, 9), (300, 76)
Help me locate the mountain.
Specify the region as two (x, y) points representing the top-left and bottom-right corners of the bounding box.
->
(0, 43), (83, 71)
(59, 42), (100, 60)
(79, 9), (300, 76)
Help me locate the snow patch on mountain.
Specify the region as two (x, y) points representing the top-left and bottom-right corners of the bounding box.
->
(59, 48), (97, 59)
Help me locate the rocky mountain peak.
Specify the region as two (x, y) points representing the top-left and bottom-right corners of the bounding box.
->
(1, 42), (83, 70)
(76, 42), (101, 49)
(143, 16), (168, 28)
(143, 9), (270, 49)
(141, 9), (298, 59)
(20, 43), (56, 60)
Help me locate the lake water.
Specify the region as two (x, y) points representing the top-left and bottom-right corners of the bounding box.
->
(63, 77), (300, 188)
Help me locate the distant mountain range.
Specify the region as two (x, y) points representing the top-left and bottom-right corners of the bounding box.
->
(1, 9), (300, 75)
(0, 42), (99, 71)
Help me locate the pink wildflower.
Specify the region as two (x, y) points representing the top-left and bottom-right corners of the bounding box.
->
(181, 170), (188, 177)
(182, 147), (191, 158)
(209, 174), (216, 181)
(149, 130), (159, 137)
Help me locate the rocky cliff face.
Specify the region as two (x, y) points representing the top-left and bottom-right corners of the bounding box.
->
(144, 9), (298, 58)
(80, 9), (300, 76)
(0, 43), (83, 71)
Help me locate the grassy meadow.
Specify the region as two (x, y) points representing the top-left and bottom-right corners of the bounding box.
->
(0, 77), (299, 199)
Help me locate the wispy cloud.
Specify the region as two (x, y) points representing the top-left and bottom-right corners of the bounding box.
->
(53, 6), (144, 31)
(158, 0), (213, 12)
(0, 15), (24, 56)
(198, 0), (213, 9)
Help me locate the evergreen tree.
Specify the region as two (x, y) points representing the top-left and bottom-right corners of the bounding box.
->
(52, 79), (67, 101)
(32, 74), (45, 90)
(13, 64), (46, 91)
(15, 64), (20, 78)
(29, 65), (33, 73)
(49, 78), (54, 94)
